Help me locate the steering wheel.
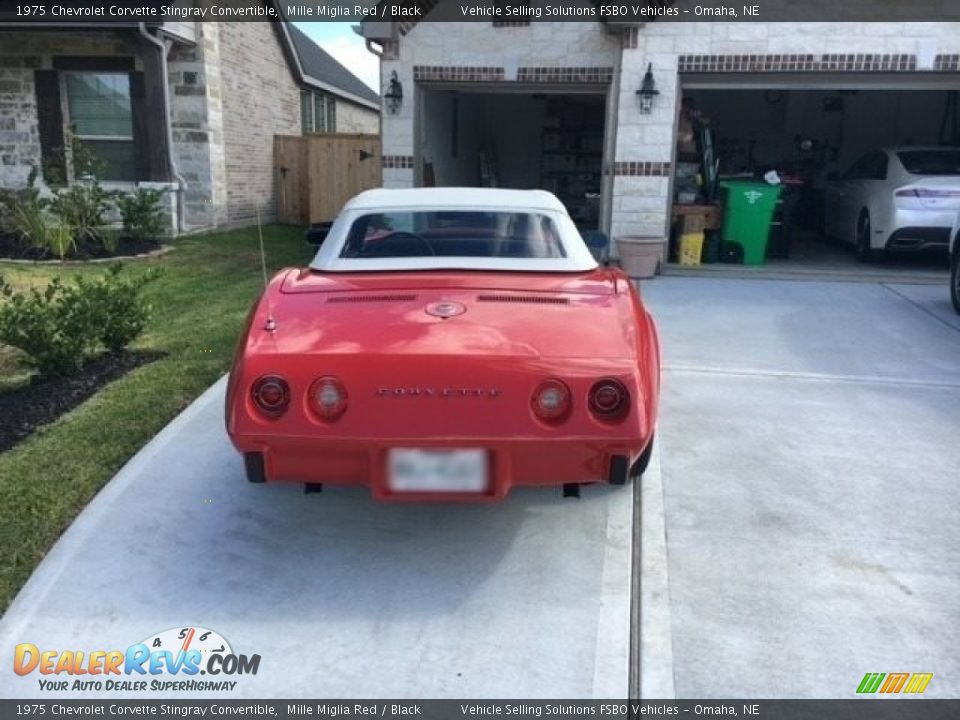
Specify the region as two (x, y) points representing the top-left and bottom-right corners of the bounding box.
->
(370, 231), (436, 256)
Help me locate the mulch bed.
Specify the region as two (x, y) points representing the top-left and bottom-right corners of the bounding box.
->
(0, 349), (165, 455)
(0, 230), (160, 262)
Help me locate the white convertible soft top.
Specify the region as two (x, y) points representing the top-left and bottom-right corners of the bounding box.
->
(310, 187), (599, 273)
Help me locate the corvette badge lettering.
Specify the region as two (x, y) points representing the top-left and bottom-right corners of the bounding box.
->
(377, 387), (502, 398)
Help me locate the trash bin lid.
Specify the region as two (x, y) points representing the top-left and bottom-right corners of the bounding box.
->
(720, 181), (782, 211)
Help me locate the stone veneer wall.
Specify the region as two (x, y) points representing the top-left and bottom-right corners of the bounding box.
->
(168, 28), (228, 232)
(0, 41), (40, 188)
(0, 30), (141, 189)
(215, 22), (300, 226)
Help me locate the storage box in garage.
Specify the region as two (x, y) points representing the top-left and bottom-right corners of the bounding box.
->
(673, 204), (722, 234)
(682, 214), (705, 233)
(679, 232), (704, 266)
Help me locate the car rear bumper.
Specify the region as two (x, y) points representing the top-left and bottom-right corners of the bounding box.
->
(885, 226), (951, 251)
(231, 434), (651, 501)
(888, 208), (955, 250)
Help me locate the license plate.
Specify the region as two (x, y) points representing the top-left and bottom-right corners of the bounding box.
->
(387, 449), (488, 493)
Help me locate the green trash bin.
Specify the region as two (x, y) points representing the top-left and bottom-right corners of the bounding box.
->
(719, 181), (783, 265)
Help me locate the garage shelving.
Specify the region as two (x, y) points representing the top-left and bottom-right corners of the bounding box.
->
(540, 99), (605, 228)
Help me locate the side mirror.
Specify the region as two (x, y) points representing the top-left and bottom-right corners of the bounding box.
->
(826, 171), (840, 182)
(306, 221), (333, 246)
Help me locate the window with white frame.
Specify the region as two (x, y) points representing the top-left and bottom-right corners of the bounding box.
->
(62, 72), (135, 181)
(301, 89), (337, 134)
(300, 90), (312, 133)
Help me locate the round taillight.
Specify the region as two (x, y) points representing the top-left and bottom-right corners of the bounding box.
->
(309, 376), (348, 421)
(251, 375), (290, 417)
(531, 379), (571, 422)
(589, 379), (630, 421)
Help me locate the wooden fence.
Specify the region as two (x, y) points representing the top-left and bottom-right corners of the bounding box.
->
(275, 133), (382, 225)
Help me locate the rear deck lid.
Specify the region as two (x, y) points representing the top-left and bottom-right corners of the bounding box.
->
(270, 269), (632, 359)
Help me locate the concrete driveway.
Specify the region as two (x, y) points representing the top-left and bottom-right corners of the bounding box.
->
(642, 277), (960, 698)
(0, 377), (634, 699)
(1, 274), (957, 700)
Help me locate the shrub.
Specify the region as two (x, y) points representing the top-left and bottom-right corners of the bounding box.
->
(0, 276), (97, 376)
(0, 168), (34, 221)
(97, 224), (121, 254)
(46, 222), (77, 260)
(0, 168), (50, 251)
(5, 210), (75, 260)
(49, 180), (110, 246)
(0, 266), (161, 376)
(0, 189), (13, 231)
(116, 188), (167, 242)
(7, 202), (51, 252)
(0, 169), (79, 260)
(75, 265), (162, 354)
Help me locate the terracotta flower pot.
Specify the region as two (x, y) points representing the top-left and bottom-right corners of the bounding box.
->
(616, 236), (664, 279)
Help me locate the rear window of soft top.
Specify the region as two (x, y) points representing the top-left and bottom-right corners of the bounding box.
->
(339, 210), (567, 259)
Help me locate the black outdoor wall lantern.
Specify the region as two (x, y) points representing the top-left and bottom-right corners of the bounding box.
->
(385, 71), (403, 114)
(637, 64), (659, 114)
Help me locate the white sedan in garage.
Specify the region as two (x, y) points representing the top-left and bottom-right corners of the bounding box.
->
(823, 147), (960, 261)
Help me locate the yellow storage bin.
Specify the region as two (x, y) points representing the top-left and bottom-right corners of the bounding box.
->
(679, 232), (704, 266)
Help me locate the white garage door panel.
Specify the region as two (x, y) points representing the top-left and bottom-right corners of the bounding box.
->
(681, 73), (960, 91)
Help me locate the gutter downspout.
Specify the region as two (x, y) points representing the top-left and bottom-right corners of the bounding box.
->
(138, 22), (187, 235)
(365, 38), (385, 185)
(601, 32), (624, 240)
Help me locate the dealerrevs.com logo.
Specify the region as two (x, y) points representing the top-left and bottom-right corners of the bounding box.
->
(13, 626), (260, 693)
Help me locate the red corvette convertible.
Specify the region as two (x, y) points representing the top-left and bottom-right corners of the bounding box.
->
(225, 188), (660, 501)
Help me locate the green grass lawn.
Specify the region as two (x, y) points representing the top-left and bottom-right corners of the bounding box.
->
(0, 224), (308, 612)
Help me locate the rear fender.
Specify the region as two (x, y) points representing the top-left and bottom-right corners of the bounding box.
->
(613, 268), (661, 439)
(225, 268), (297, 434)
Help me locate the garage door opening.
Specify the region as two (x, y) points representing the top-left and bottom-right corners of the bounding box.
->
(675, 86), (959, 271)
(419, 89), (607, 231)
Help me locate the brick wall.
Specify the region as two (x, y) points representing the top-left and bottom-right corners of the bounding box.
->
(216, 23), (301, 225)
(171, 24), (374, 232)
(335, 99), (379, 134)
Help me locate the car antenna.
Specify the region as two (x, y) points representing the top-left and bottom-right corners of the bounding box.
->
(257, 207), (277, 333)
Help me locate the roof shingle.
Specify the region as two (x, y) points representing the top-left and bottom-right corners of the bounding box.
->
(287, 24), (380, 107)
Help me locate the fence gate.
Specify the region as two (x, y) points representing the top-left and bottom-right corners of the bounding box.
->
(276, 133), (381, 225)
